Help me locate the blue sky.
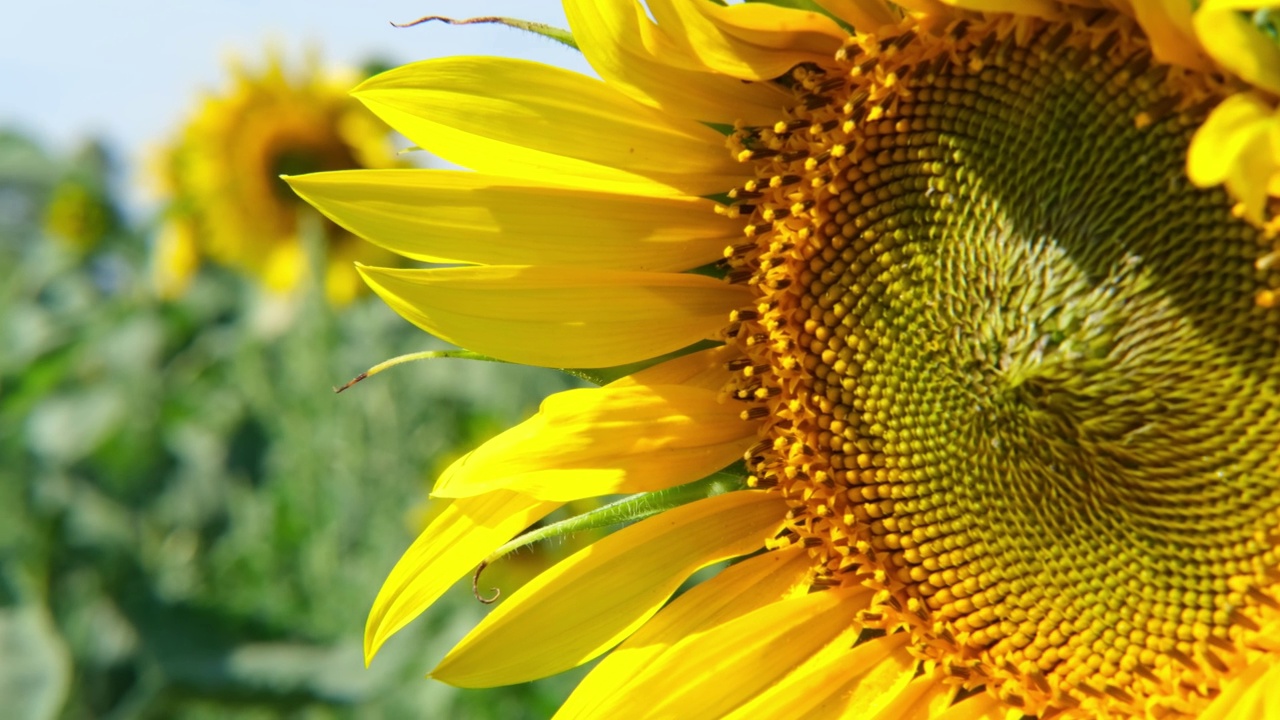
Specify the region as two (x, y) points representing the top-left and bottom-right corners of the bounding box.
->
(0, 1), (591, 205)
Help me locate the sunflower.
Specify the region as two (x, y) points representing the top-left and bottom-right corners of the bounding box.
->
(288, 1), (1280, 717)
(153, 53), (403, 304)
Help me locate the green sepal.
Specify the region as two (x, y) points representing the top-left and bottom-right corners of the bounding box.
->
(562, 340), (722, 386)
(470, 465), (750, 601)
(336, 340), (727, 393)
(746, 0), (856, 32)
(688, 261), (730, 281)
(333, 349), (506, 393)
(703, 121), (736, 136)
(391, 15), (579, 52)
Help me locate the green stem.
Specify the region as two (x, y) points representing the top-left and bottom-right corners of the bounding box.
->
(390, 15), (579, 52)
(471, 470), (747, 603)
(333, 350), (500, 393)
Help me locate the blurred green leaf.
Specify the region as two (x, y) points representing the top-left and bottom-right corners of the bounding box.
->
(0, 604), (71, 720)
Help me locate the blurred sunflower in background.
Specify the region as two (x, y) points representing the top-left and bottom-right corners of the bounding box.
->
(42, 142), (122, 255)
(292, 1), (1280, 718)
(154, 53), (404, 305)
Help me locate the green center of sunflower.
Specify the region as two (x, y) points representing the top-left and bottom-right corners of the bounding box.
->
(270, 144), (356, 201)
(728, 15), (1280, 717)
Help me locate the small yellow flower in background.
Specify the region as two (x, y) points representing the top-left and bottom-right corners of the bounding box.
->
(154, 52), (404, 304)
(292, 1), (1280, 718)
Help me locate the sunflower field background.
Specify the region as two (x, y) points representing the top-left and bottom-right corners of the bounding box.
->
(0, 33), (587, 720)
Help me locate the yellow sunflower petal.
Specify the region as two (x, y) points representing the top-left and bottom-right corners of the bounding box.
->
(891, 0), (952, 17)
(357, 265), (749, 369)
(645, 0), (844, 80)
(867, 676), (957, 720)
(1188, 92), (1272, 187)
(430, 490), (787, 687)
(932, 0), (1061, 15)
(699, 1), (851, 49)
(811, 0), (901, 31)
(286, 170), (733, 271)
(723, 633), (918, 720)
(353, 57), (744, 197)
(432, 384), (756, 501)
(609, 343), (740, 392)
(1197, 657), (1280, 720)
(1195, 1), (1280, 95)
(364, 491), (560, 663)
(556, 545), (813, 719)
(931, 691), (1011, 720)
(1120, 0), (1211, 70)
(558, 583), (864, 718)
(1187, 91), (1278, 221)
(564, 0), (791, 125)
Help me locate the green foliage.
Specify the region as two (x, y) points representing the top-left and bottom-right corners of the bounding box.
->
(0, 129), (584, 719)
(1251, 8), (1280, 45)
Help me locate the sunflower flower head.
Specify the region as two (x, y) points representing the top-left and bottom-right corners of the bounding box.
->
(154, 51), (403, 304)
(295, 2), (1280, 718)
